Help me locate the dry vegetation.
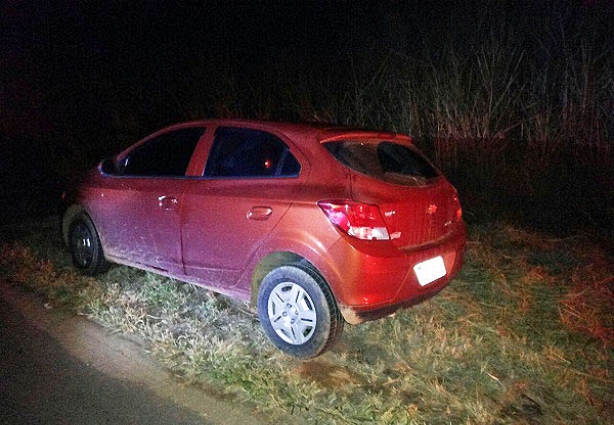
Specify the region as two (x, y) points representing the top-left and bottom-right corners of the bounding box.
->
(1, 217), (612, 424)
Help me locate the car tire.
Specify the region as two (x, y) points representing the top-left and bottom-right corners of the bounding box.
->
(68, 213), (109, 276)
(257, 264), (344, 359)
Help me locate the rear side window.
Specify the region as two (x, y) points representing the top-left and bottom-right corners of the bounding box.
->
(204, 127), (300, 178)
(123, 127), (205, 176)
(324, 141), (439, 185)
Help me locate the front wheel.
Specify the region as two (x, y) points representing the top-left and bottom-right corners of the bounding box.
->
(257, 264), (344, 359)
(68, 213), (109, 276)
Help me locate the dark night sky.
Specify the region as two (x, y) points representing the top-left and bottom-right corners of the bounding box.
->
(3, 2), (355, 139)
(0, 1), (496, 129)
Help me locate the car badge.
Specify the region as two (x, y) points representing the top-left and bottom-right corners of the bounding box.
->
(427, 204), (437, 215)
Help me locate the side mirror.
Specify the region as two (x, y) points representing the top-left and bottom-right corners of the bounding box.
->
(99, 158), (117, 175)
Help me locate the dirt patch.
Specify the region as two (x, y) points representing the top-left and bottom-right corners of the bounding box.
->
(294, 360), (363, 389)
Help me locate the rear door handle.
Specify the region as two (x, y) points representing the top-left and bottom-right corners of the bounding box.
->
(158, 195), (178, 210)
(247, 206), (272, 221)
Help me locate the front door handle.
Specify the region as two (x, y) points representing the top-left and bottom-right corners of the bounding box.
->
(247, 206), (272, 221)
(158, 195), (178, 210)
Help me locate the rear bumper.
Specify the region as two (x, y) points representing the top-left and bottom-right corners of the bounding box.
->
(328, 222), (466, 324)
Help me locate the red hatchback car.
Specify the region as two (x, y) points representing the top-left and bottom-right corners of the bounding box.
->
(62, 119), (465, 358)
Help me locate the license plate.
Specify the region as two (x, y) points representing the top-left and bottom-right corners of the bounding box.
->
(414, 256), (446, 286)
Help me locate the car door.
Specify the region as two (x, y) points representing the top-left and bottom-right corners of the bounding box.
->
(180, 126), (306, 288)
(95, 126), (206, 274)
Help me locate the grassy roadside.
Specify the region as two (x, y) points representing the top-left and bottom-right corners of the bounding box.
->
(1, 216), (612, 424)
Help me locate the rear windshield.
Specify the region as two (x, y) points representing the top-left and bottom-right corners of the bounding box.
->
(324, 141), (439, 185)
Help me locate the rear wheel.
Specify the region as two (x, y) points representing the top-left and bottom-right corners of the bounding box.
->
(257, 264), (343, 359)
(68, 213), (109, 276)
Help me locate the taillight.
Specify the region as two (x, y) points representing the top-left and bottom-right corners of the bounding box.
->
(318, 201), (390, 240)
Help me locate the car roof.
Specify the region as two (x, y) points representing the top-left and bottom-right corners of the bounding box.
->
(159, 119), (412, 145)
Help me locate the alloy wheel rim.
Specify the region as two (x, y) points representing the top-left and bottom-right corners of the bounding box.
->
(267, 282), (317, 345)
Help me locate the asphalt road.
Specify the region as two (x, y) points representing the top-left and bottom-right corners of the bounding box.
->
(0, 284), (265, 425)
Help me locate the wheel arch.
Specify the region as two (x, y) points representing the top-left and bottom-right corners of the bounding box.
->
(249, 250), (340, 309)
(62, 204), (86, 247)
(245, 229), (345, 301)
(250, 251), (307, 306)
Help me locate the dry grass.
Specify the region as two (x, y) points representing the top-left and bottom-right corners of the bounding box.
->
(1, 216), (612, 424)
(560, 250), (614, 349)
